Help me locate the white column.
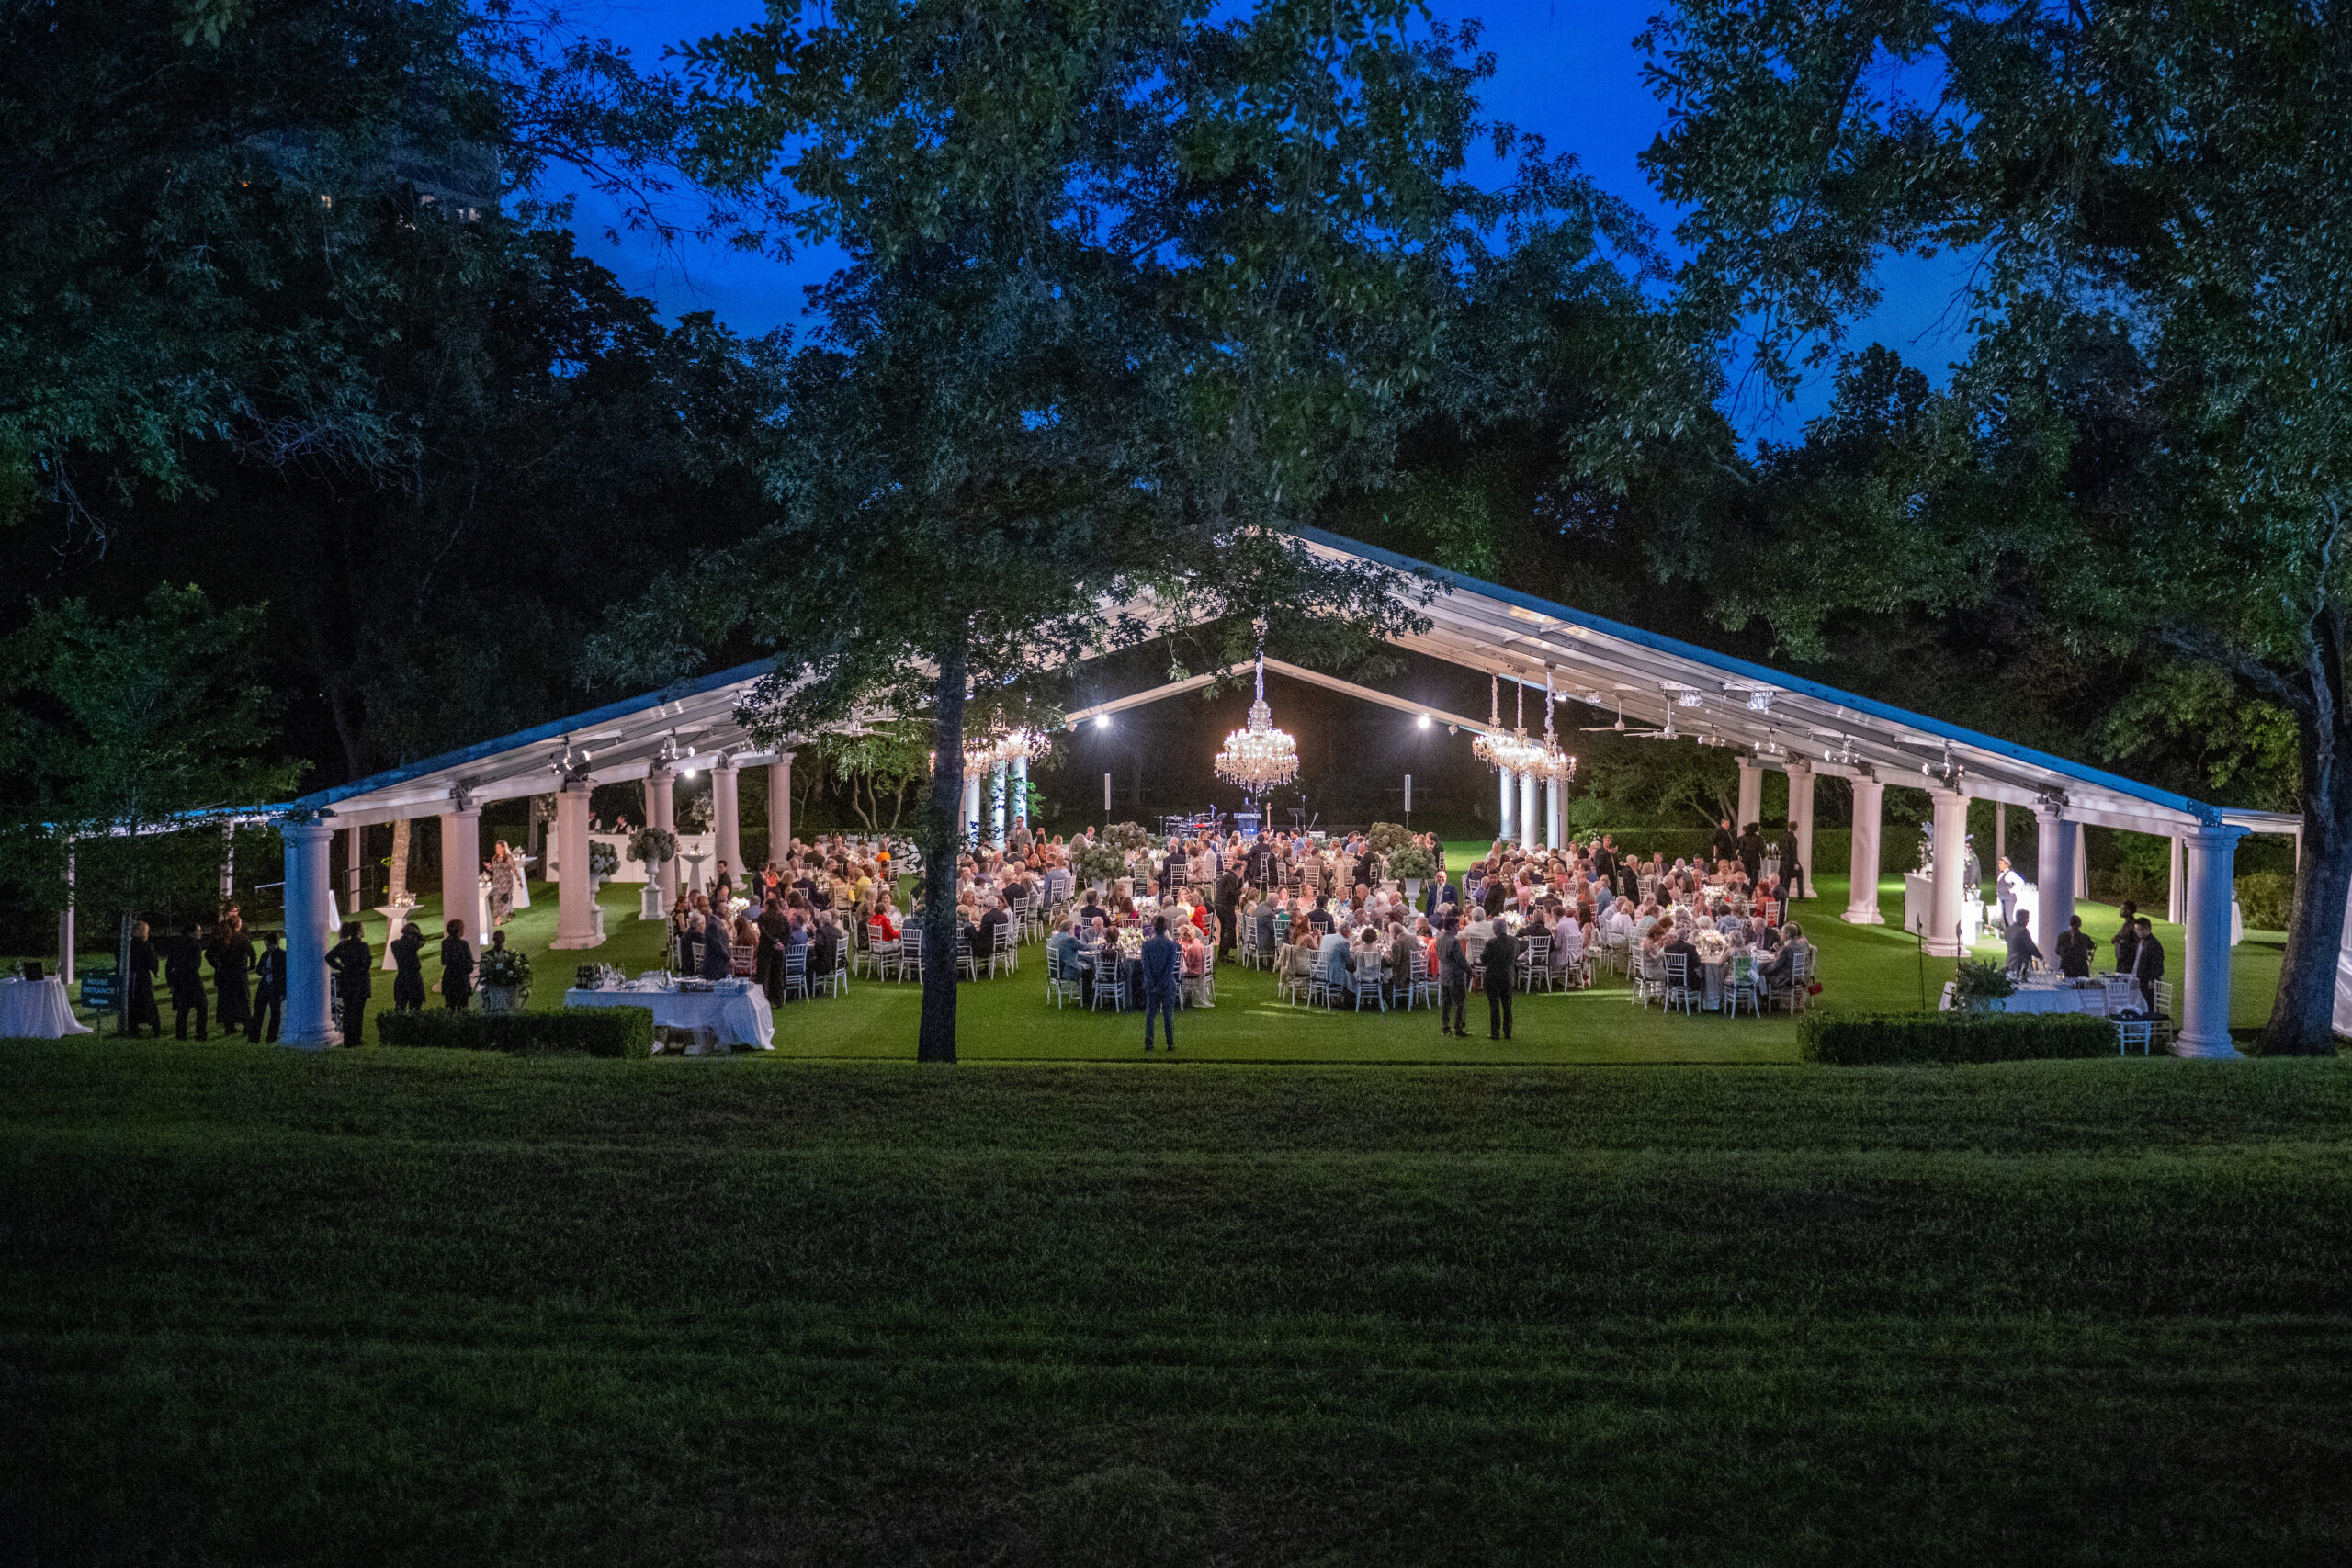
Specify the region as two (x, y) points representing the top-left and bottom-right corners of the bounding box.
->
(281, 818), (338, 1047)
(1012, 754), (1029, 826)
(2075, 822), (2089, 899)
(1102, 772), (1113, 816)
(643, 763), (677, 908)
(1788, 760), (1815, 899)
(963, 773), (982, 840)
(2176, 825), (2247, 1057)
(767, 753), (794, 864)
(1845, 774), (1884, 924)
(2167, 834), (2187, 925)
(1736, 757), (1763, 832)
(712, 757), (742, 884)
(1994, 803), (2007, 867)
(1518, 771), (1538, 852)
(551, 778), (601, 949)
(1544, 778), (1562, 850)
(1498, 769), (1516, 842)
(2035, 804), (2076, 942)
(438, 800), (483, 941)
(58, 841), (76, 986)
(989, 761), (1008, 848)
(1925, 786), (1970, 956)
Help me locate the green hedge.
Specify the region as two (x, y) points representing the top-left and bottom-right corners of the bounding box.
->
(1799, 1010), (2117, 1065)
(376, 1006), (654, 1058)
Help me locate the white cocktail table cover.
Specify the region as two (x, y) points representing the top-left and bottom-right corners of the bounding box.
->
(0, 976), (91, 1038)
(562, 979), (775, 1049)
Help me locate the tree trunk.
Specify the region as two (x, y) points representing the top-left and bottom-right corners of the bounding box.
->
(388, 817), (411, 905)
(917, 627), (968, 1064)
(2261, 737), (2352, 1055)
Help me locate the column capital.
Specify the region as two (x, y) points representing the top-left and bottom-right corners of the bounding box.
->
(2182, 820), (2250, 844)
(1784, 756), (1813, 775)
(447, 784), (479, 815)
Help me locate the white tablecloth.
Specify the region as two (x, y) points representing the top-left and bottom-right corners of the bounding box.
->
(0, 976), (91, 1038)
(563, 980), (774, 1049)
(1986, 985), (2083, 1015)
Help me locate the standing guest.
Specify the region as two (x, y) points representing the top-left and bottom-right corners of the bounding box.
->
(1436, 918), (1471, 1038)
(1774, 818), (1803, 899)
(1736, 822), (1765, 887)
(390, 922), (428, 1012)
(2131, 915), (2165, 1014)
(126, 921), (163, 1038)
(1215, 863), (1242, 961)
(1994, 856), (2023, 931)
(439, 919), (476, 1011)
(1711, 818), (1737, 866)
(1481, 919), (1522, 1041)
(248, 931), (286, 1043)
(1139, 914), (1181, 1052)
(487, 842), (518, 928)
(2111, 901), (2142, 976)
(2055, 914), (2096, 979)
(210, 917), (254, 1036)
(165, 922), (208, 1040)
(713, 860), (735, 905)
(326, 921), (372, 1044)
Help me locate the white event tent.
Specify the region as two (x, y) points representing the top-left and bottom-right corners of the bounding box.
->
(260, 527), (2293, 1056)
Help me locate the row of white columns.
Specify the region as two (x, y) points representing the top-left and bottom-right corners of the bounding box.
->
(1734, 757), (1816, 899)
(276, 751), (798, 1048)
(1838, 772), (2242, 1057)
(964, 757), (1032, 847)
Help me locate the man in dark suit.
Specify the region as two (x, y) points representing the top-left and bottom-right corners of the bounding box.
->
(126, 921), (163, 1038)
(1214, 866), (1242, 960)
(1774, 818), (1803, 898)
(326, 921), (373, 1044)
(247, 931), (286, 1043)
(1711, 818), (1737, 866)
(2131, 916), (2165, 1015)
(1138, 914), (1181, 1051)
(1245, 836), (1272, 887)
(439, 919), (475, 1011)
(1736, 823), (1765, 886)
(1661, 919), (1702, 1002)
(1593, 837), (1618, 896)
(165, 922), (208, 1040)
(1436, 918), (1471, 1038)
(1481, 921), (1523, 1041)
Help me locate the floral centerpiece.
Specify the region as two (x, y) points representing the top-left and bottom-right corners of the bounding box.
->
(627, 826), (678, 870)
(1387, 843), (1435, 886)
(477, 945), (532, 1014)
(1951, 957), (2017, 1011)
(1102, 820), (1152, 854)
(1366, 822), (1414, 860)
(1693, 929), (1729, 964)
(1074, 841), (1125, 890)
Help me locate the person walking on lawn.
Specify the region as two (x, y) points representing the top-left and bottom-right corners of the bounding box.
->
(1139, 914), (1181, 1053)
(1482, 920), (1523, 1041)
(1436, 917), (1472, 1038)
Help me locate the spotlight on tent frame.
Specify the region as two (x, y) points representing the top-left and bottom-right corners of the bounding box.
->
(1095, 713), (1111, 730)
(1418, 714), (1431, 728)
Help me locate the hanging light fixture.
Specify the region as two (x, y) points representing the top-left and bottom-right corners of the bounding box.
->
(1532, 675), (1578, 784)
(1471, 675), (1508, 771)
(1214, 631), (1300, 799)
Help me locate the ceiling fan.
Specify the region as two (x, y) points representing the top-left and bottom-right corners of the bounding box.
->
(1580, 686), (1663, 735)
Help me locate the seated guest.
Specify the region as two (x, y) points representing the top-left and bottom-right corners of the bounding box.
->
(1760, 923), (1811, 1000)
(1387, 921), (1419, 1000)
(1660, 919), (1702, 986)
(1046, 916), (1080, 981)
(1277, 923), (1318, 984)
(1306, 894), (1334, 934)
(978, 894), (1012, 957)
(2004, 911), (2042, 979)
(699, 911), (735, 981)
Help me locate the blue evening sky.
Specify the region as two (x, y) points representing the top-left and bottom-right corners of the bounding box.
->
(549, 0), (1972, 440)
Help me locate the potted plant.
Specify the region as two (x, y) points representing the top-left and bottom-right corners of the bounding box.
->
(478, 945), (532, 1014)
(587, 840), (619, 893)
(628, 827), (678, 919)
(1951, 956), (2016, 1013)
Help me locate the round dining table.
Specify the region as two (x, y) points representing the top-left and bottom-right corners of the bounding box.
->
(0, 976), (91, 1039)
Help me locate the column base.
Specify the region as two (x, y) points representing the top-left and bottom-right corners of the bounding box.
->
(1842, 905), (1883, 926)
(1921, 936), (1968, 958)
(551, 931), (604, 951)
(277, 1027), (342, 1050)
(2171, 1034), (2245, 1060)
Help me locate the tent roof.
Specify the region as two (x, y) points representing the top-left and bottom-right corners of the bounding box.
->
(291, 527), (2297, 840)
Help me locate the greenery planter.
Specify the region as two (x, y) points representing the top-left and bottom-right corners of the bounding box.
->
(480, 985), (525, 1016)
(1404, 878), (1423, 902)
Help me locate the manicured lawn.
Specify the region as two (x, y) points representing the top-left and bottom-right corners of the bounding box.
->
(3, 1045), (2349, 1563)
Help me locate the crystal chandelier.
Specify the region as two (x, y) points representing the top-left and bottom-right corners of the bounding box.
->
(1476, 677), (1549, 773)
(964, 726), (1050, 775)
(1214, 642), (1300, 799)
(1531, 679), (1578, 784)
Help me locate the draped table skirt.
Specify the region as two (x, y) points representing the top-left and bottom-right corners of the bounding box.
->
(563, 980), (775, 1049)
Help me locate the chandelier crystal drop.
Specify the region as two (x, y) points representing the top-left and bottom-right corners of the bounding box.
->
(1214, 644), (1299, 799)
(1471, 676), (1509, 772)
(1532, 679), (1578, 784)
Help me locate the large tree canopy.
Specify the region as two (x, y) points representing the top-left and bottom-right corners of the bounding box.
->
(1640, 0), (2350, 1052)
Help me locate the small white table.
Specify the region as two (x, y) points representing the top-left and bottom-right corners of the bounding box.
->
(563, 979), (775, 1050)
(0, 976), (91, 1039)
